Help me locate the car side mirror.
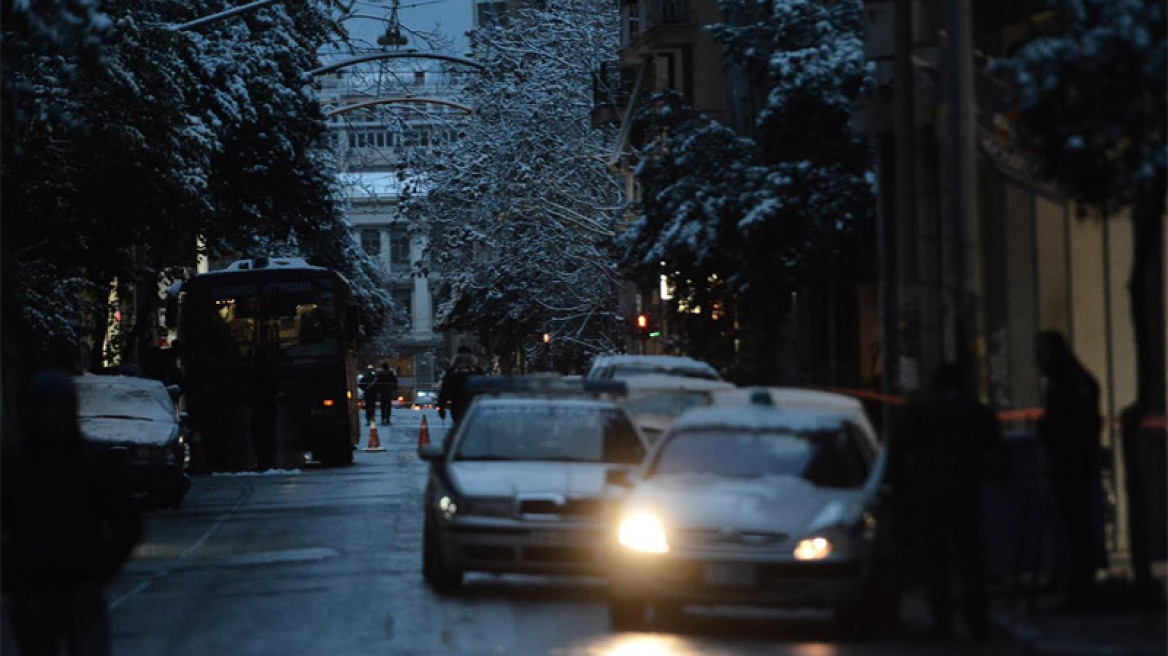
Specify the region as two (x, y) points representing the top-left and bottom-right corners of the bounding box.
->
(418, 444), (445, 462)
(606, 468), (635, 488)
(166, 385), (182, 402)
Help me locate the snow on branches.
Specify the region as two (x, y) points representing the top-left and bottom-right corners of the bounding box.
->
(403, 0), (626, 365)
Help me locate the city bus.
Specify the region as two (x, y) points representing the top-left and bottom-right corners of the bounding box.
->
(173, 257), (360, 471)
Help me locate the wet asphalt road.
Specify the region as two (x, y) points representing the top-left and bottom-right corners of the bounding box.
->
(104, 409), (1024, 656)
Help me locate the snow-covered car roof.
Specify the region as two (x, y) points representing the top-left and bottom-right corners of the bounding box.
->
(711, 387), (877, 441)
(671, 405), (849, 434)
(620, 374), (736, 394)
(588, 355), (721, 380)
(74, 375), (178, 445)
(472, 397), (620, 411)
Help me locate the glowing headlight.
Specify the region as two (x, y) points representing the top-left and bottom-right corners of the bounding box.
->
(793, 536), (832, 560)
(438, 495), (458, 521)
(618, 512), (669, 554)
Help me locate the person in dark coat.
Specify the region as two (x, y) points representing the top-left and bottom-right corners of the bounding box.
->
(377, 363), (397, 425)
(436, 347), (482, 427)
(2, 370), (143, 656)
(1036, 330), (1104, 608)
(887, 363), (1003, 639)
(358, 365), (377, 425)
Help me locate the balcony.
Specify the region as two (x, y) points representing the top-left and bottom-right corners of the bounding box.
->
(622, 0), (694, 47)
(590, 61), (637, 128)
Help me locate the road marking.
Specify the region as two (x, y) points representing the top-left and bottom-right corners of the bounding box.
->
(110, 480), (252, 612)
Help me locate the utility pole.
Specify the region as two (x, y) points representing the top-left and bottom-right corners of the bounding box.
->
(892, 0), (915, 393)
(944, 0), (983, 395)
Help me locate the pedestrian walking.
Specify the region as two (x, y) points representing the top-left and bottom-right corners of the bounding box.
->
(1035, 330), (1105, 609)
(2, 370), (143, 656)
(887, 364), (1003, 639)
(437, 347), (482, 427)
(378, 363), (397, 425)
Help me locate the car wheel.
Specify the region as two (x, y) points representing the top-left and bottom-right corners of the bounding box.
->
(422, 519), (463, 592)
(160, 493), (184, 510)
(608, 597), (649, 631)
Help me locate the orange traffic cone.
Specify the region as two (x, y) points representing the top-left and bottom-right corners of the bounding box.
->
(417, 415), (431, 448)
(364, 421), (385, 452)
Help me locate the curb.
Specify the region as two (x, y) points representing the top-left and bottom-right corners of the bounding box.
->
(992, 614), (1166, 656)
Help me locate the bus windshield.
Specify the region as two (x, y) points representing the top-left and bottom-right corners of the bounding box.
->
(196, 277), (340, 363)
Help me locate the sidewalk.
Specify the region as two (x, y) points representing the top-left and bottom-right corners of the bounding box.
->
(991, 585), (1167, 656)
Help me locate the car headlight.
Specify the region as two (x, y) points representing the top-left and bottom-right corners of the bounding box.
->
(618, 512), (669, 554)
(437, 495), (458, 521)
(793, 536), (833, 560)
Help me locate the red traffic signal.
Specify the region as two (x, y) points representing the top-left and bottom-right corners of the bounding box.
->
(636, 314), (648, 329)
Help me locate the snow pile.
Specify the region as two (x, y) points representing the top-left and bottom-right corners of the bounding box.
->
(212, 469), (302, 477)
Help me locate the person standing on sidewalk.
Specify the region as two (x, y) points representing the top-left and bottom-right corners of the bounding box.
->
(1036, 330), (1105, 609)
(358, 365), (376, 425)
(888, 363), (1003, 639)
(378, 363), (397, 425)
(437, 347), (482, 428)
(2, 370), (143, 656)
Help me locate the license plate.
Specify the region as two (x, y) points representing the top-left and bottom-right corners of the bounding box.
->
(703, 563), (757, 587)
(528, 531), (573, 545)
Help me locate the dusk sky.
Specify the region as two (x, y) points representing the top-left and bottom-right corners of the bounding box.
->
(340, 0), (472, 55)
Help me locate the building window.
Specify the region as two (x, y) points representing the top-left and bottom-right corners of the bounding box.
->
(414, 71), (426, 85)
(392, 289), (412, 325)
(361, 229), (381, 258)
(390, 233), (411, 271)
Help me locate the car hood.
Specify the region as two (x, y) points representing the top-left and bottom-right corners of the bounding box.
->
(631, 474), (865, 535)
(448, 461), (620, 499)
(80, 417), (177, 446)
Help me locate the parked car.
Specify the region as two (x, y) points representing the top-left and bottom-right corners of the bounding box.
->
(75, 375), (191, 509)
(620, 375), (736, 444)
(587, 355), (722, 382)
(606, 391), (896, 631)
(413, 389), (438, 410)
(417, 377), (648, 591)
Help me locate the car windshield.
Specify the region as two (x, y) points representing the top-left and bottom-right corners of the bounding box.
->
(76, 380), (175, 423)
(650, 426), (870, 488)
(625, 391), (710, 418)
(455, 404), (644, 464)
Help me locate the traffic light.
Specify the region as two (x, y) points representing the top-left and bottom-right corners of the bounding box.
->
(542, 333), (551, 344)
(634, 313), (656, 340)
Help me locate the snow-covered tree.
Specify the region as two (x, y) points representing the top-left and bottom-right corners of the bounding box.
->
(997, 0), (1165, 421)
(2, 0), (393, 369)
(623, 0), (873, 381)
(402, 0), (626, 371)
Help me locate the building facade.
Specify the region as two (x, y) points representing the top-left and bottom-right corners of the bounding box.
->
(318, 65), (470, 395)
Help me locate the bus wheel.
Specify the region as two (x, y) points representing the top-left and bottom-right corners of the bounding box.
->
(319, 441), (353, 467)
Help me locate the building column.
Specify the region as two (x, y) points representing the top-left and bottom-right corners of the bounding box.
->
(379, 227), (391, 269)
(411, 233), (432, 336)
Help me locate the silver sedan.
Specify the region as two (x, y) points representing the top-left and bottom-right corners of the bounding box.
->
(606, 393), (897, 631)
(418, 395), (648, 591)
